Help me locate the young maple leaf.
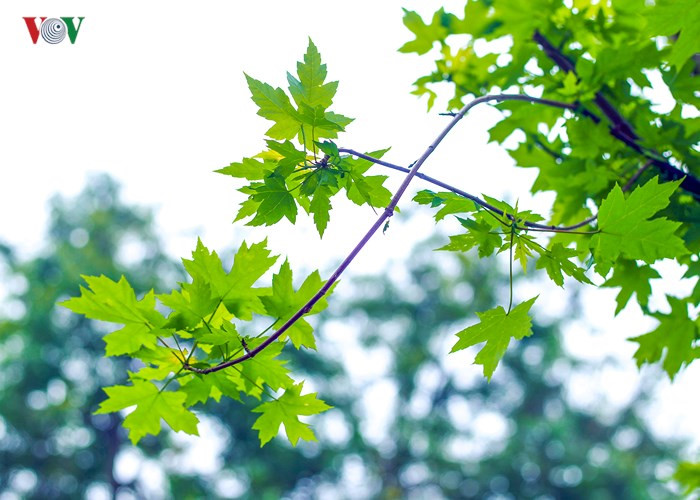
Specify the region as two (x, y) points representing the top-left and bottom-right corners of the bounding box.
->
(260, 260), (331, 349)
(245, 74), (301, 140)
(95, 380), (199, 445)
(590, 176), (688, 275)
(287, 38), (338, 110)
(601, 259), (661, 315)
(630, 296), (699, 379)
(251, 382), (331, 446)
(451, 297), (538, 381)
(180, 239), (278, 320)
(61, 275), (166, 356)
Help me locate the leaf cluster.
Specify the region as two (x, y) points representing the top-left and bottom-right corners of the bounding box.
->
(63, 239), (331, 445)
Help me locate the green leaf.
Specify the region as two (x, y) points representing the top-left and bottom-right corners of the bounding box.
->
(249, 174), (298, 226)
(287, 38), (338, 109)
(590, 177), (688, 274)
(62, 276), (163, 326)
(602, 259), (660, 314)
(674, 461), (700, 496)
(238, 338), (294, 394)
(309, 186), (333, 237)
(103, 324), (158, 357)
(181, 239), (277, 320)
(434, 195), (477, 221)
(345, 174), (392, 209)
(299, 104), (344, 131)
(95, 380), (199, 444)
(630, 296), (699, 379)
(245, 73), (301, 140)
(535, 243), (593, 287)
(159, 277), (219, 330)
(216, 157), (275, 181)
(438, 217), (502, 258)
(61, 276), (165, 355)
(399, 9), (450, 55)
(265, 140), (307, 171)
(181, 371), (244, 406)
(129, 346), (185, 380)
(251, 382), (331, 446)
(644, 0), (700, 68)
(260, 260), (329, 349)
(413, 189), (445, 207)
(451, 297), (538, 381)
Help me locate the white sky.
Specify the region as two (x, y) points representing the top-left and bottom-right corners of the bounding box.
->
(1, 0), (698, 469)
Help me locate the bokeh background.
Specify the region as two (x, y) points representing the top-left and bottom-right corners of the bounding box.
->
(0, 1), (698, 498)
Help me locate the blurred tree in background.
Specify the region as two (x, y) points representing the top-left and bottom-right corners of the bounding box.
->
(0, 177), (679, 498)
(0, 176), (181, 497)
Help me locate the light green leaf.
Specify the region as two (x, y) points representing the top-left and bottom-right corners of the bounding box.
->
(438, 217), (502, 258)
(61, 276), (165, 355)
(95, 380), (199, 444)
(245, 74), (301, 140)
(309, 186), (333, 237)
(535, 243), (593, 287)
(251, 382), (331, 446)
(675, 461), (700, 496)
(249, 174), (298, 226)
(451, 297), (538, 381)
(590, 177), (688, 274)
(260, 260), (328, 349)
(181, 239), (277, 320)
(287, 38), (338, 109)
(630, 296), (699, 379)
(602, 259), (660, 314)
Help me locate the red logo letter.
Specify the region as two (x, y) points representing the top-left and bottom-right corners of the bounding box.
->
(23, 17), (46, 44)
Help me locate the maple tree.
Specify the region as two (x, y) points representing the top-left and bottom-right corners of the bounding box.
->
(62, 1), (699, 489)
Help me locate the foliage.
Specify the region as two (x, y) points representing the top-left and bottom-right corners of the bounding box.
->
(61, 6), (698, 488)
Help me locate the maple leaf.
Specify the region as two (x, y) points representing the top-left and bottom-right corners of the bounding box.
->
(675, 461), (700, 496)
(181, 239), (277, 320)
(159, 277), (219, 330)
(309, 186), (333, 237)
(602, 259), (661, 314)
(181, 371), (244, 406)
(61, 276), (166, 356)
(535, 243), (593, 287)
(438, 216), (502, 258)
(287, 38), (338, 110)
(245, 74), (301, 140)
(590, 177), (688, 275)
(435, 198), (477, 221)
(260, 260), (330, 349)
(95, 380), (199, 444)
(248, 173), (298, 226)
(251, 382), (331, 446)
(451, 297), (538, 381)
(237, 338), (294, 395)
(215, 157), (275, 181)
(630, 296), (699, 379)
(399, 8), (450, 55)
(644, 0), (700, 68)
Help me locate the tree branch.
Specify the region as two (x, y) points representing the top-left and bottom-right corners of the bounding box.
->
(184, 94), (547, 374)
(337, 148), (597, 232)
(532, 30), (700, 198)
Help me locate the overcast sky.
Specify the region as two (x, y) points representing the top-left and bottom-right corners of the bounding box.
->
(1, 0), (698, 462)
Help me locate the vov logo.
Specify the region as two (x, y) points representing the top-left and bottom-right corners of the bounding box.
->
(23, 17), (84, 45)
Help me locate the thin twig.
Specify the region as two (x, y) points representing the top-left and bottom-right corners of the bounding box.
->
(507, 230), (514, 315)
(337, 148), (597, 232)
(623, 160), (653, 192)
